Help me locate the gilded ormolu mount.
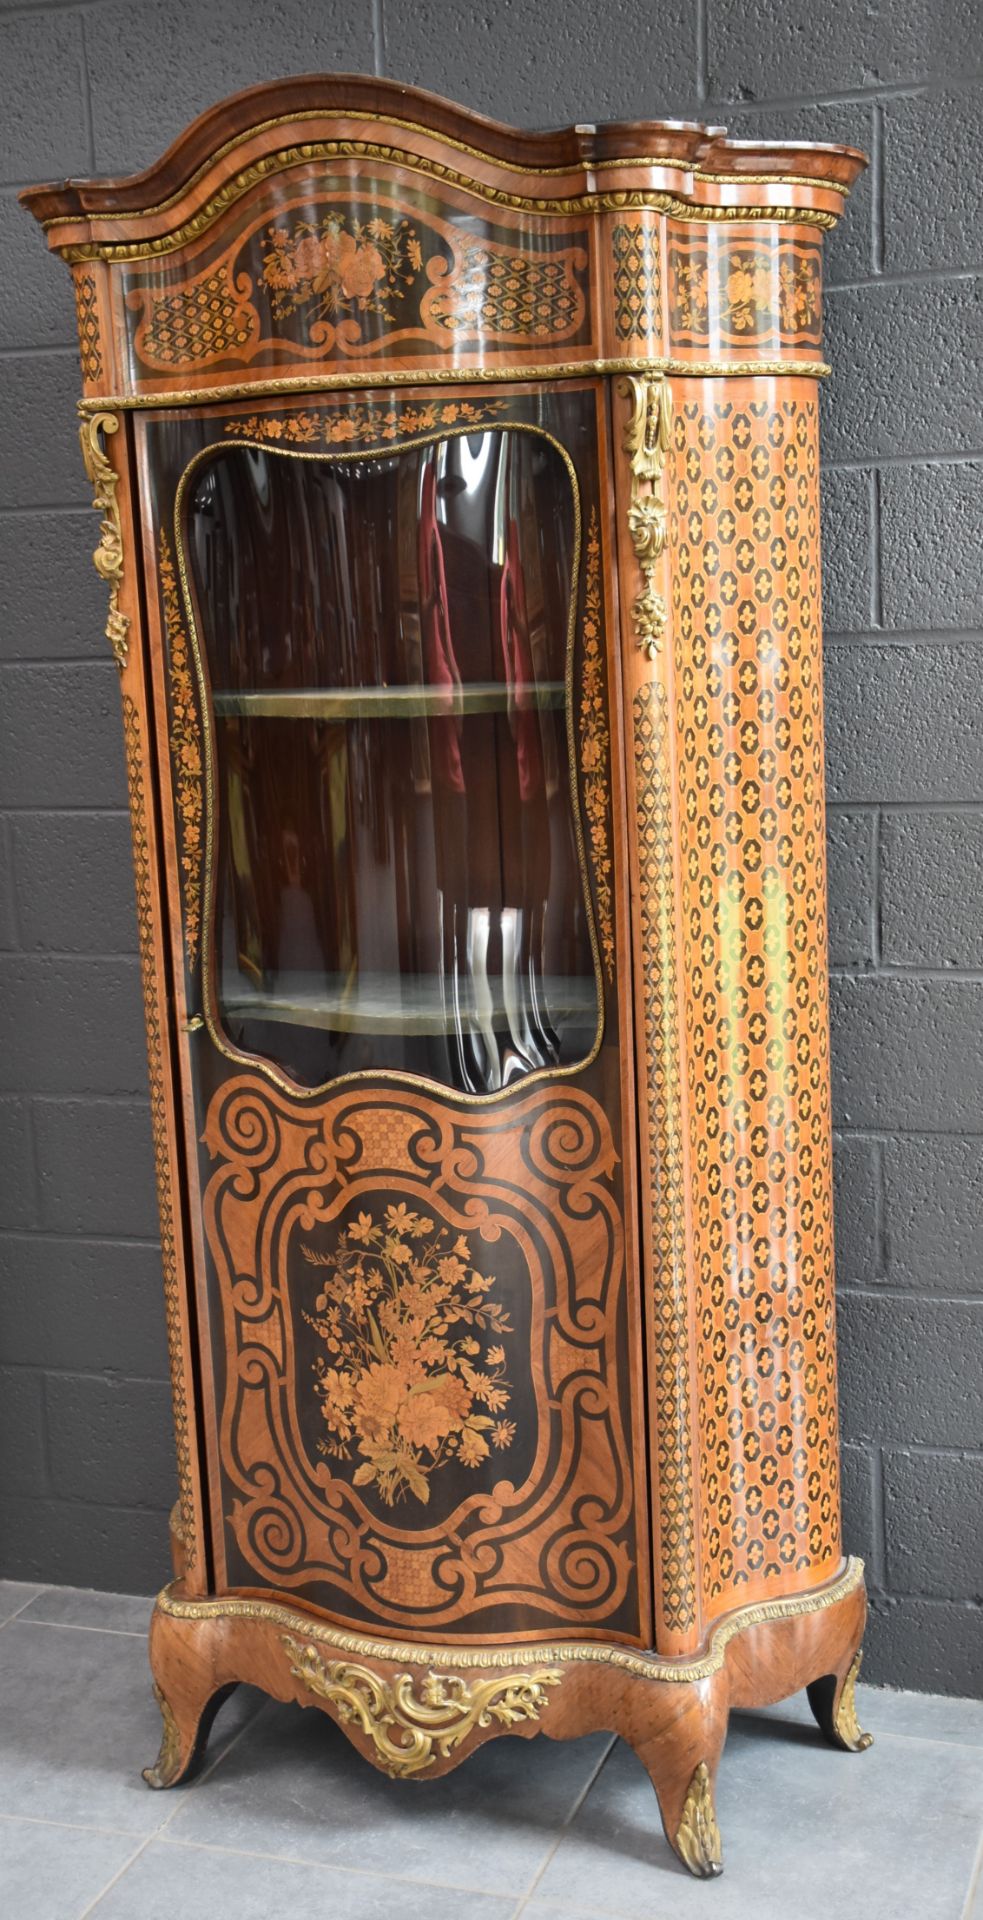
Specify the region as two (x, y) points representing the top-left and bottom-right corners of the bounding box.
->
(78, 410), (129, 670)
(620, 372), (673, 659)
(675, 1761), (723, 1878)
(282, 1636), (562, 1778)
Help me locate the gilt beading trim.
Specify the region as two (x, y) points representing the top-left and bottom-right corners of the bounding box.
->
(50, 131), (840, 264)
(75, 357), (832, 415)
(154, 1555), (865, 1683)
(121, 695), (198, 1569)
(38, 108), (850, 238)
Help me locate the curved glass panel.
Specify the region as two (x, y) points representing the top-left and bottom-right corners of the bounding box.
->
(185, 429), (598, 1093)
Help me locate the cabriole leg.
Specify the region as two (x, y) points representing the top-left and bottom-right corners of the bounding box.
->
(143, 1599), (238, 1788)
(611, 1671), (728, 1879)
(807, 1645), (873, 1753)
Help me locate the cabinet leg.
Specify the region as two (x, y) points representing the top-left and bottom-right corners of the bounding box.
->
(143, 1677), (238, 1788)
(614, 1675), (728, 1879)
(144, 1605), (239, 1790)
(807, 1646), (873, 1753)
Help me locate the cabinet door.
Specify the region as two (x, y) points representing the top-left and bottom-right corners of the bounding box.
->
(136, 382), (649, 1645)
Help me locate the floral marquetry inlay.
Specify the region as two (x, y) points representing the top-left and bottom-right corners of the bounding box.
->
(261, 212), (422, 343)
(668, 233), (823, 349)
(303, 1204), (515, 1506)
(224, 396), (510, 447)
(203, 1079), (640, 1639)
(158, 531), (203, 969)
(122, 192), (591, 378)
(578, 511), (615, 981)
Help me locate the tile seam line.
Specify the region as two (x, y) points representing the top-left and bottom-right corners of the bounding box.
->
(859, 1728), (983, 1758)
(0, 1811), (157, 1837)
(837, 1287), (983, 1306)
(11, 1617), (147, 1637)
(0, 0), (107, 20)
(960, 1821), (983, 1920)
(78, 1833), (157, 1920)
(838, 267), (983, 290)
(0, 1586), (44, 1628)
(826, 805), (983, 817)
(152, 1826), (573, 1897)
(512, 1734), (617, 1915)
(830, 966), (983, 981)
(78, 2), (96, 175)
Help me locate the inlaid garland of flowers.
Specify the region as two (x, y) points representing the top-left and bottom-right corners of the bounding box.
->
(261, 214), (423, 331)
(669, 248), (821, 337)
(224, 397), (509, 447)
(302, 1204), (514, 1506)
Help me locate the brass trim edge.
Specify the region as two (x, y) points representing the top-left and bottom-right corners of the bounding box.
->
(77, 358), (831, 415)
(121, 696), (198, 1571)
(47, 133), (841, 260)
(154, 1554), (865, 1683)
(39, 108), (851, 236)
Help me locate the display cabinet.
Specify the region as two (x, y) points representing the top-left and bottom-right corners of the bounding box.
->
(23, 77), (869, 1879)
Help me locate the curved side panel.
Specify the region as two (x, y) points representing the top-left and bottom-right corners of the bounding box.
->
(668, 375), (840, 1619)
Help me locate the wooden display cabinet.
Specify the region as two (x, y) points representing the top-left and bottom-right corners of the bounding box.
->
(23, 77), (870, 1880)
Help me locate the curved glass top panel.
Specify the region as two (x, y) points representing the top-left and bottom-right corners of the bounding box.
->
(185, 428), (598, 1094)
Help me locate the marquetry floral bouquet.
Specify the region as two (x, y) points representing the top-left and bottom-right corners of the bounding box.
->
(261, 215), (424, 327)
(302, 1204), (514, 1505)
(670, 251), (819, 336)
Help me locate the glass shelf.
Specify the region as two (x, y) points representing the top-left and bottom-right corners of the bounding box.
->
(223, 972), (598, 1037)
(211, 682), (566, 720)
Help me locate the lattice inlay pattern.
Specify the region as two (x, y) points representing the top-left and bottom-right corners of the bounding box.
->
(611, 223), (661, 342)
(74, 273), (102, 382)
(433, 245), (584, 337)
(633, 681), (696, 1636)
(670, 385), (840, 1608)
(138, 267), (257, 364)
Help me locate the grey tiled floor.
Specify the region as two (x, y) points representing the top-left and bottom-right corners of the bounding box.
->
(1, 1579), (981, 1919)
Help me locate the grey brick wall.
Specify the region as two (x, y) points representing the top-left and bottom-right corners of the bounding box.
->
(0, 0), (979, 1695)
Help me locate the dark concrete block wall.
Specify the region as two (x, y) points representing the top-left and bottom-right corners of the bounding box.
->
(0, 0), (980, 1696)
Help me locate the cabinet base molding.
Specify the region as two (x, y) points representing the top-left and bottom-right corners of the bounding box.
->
(145, 1557), (869, 1880)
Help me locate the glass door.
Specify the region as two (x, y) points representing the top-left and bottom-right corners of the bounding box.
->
(181, 421), (599, 1095)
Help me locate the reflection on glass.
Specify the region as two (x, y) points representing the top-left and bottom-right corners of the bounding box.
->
(186, 429), (598, 1093)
